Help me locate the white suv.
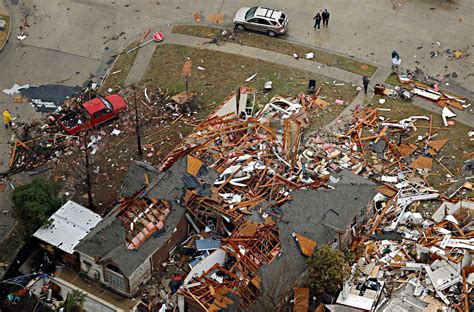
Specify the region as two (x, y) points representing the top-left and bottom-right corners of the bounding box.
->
(233, 6), (289, 37)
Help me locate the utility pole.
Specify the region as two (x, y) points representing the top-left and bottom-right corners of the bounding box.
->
(83, 131), (94, 210)
(133, 85), (143, 156)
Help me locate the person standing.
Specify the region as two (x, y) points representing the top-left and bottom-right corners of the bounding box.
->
(313, 12), (322, 31)
(3, 110), (12, 129)
(322, 9), (330, 27)
(391, 50), (401, 72)
(362, 76), (370, 94)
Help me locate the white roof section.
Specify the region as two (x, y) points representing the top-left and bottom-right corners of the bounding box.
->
(33, 200), (103, 254)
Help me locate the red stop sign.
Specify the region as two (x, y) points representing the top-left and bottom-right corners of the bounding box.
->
(153, 32), (164, 42)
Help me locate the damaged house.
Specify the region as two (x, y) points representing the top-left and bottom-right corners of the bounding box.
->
(251, 169), (378, 311)
(36, 87), (381, 310)
(74, 157), (217, 297)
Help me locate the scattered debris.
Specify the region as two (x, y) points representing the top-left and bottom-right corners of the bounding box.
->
(245, 73), (257, 82)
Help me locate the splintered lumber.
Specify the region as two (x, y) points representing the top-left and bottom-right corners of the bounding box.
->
(427, 139), (448, 154)
(375, 185), (397, 197)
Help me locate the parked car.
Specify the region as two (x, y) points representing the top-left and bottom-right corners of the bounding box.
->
(233, 6), (289, 37)
(57, 94), (127, 135)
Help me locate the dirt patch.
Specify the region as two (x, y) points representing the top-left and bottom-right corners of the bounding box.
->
(172, 25), (377, 77)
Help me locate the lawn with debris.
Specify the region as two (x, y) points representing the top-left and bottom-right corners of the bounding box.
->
(100, 39), (140, 93)
(142, 44), (358, 126)
(54, 43), (358, 212)
(366, 97), (473, 196)
(172, 25), (377, 77)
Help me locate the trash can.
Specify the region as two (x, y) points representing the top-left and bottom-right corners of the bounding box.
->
(308, 80), (316, 92)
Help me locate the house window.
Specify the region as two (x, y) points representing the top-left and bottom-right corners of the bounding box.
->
(104, 264), (128, 293)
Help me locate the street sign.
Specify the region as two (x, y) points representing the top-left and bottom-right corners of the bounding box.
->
(153, 32), (164, 42)
(126, 31), (164, 53)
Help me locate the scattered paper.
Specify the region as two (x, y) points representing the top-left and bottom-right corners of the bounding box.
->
(3, 84), (30, 95)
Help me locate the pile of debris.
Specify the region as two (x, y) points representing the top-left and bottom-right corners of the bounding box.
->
(348, 199), (474, 311)
(137, 90), (472, 310)
(301, 107), (473, 311)
(136, 88), (332, 309)
(2, 85), (201, 177)
(385, 73), (471, 118)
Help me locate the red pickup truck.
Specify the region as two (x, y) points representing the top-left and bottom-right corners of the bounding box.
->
(57, 94), (127, 135)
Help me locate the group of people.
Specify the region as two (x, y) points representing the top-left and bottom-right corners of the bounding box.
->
(313, 9), (330, 31)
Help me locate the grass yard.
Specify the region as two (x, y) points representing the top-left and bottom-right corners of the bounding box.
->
(172, 25), (377, 77)
(100, 39), (140, 93)
(366, 97), (473, 197)
(142, 43), (358, 122)
(0, 14), (11, 50)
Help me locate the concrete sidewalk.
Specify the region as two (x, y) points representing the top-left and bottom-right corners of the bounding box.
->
(165, 32), (361, 84)
(125, 35), (158, 85)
